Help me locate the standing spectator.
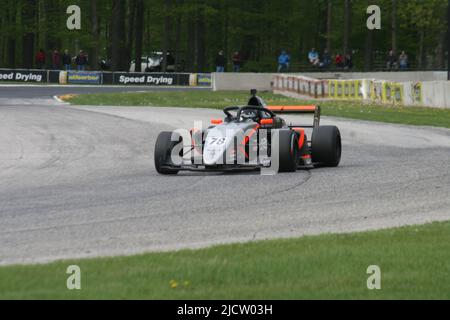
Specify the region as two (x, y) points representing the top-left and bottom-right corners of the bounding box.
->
(75, 50), (88, 71)
(165, 52), (176, 72)
(335, 52), (344, 68)
(215, 50), (226, 72)
(386, 50), (398, 70)
(231, 51), (242, 72)
(277, 50), (290, 72)
(344, 52), (353, 70)
(35, 49), (46, 69)
(399, 51), (408, 70)
(308, 48), (320, 67)
(321, 49), (331, 68)
(62, 50), (72, 70)
(51, 49), (61, 70)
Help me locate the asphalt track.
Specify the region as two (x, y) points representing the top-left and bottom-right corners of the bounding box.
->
(1, 87), (450, 265)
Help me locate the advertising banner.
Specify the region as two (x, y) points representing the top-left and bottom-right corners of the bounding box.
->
(0, 69), (47, 83)
(412, 82), (422, 104)
(113, 73), (190, 86)
(382, 82), (404, 104)
(67, 71), (102, 84)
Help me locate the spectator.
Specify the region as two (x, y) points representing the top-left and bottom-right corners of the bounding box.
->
(277, 50), (290, 72)
(51, 49), (61, 70)
(320, 49), (331, 68)
(386, 50), (398, 70)
(75, 50), (88, 71)
(62, 50), (72, 70)
(231, 51), (242, 72)
(35, 49), (46, 69)
(308, 48), (320, 67)
(215, 50), (226, 72)
(344, 52), (353, 70)
(166, 52), (176, 71)
(399, 51), (408, 70)
(335, 52), (344, 68)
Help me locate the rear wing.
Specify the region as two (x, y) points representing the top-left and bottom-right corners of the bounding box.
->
(267, 105), (321, 127)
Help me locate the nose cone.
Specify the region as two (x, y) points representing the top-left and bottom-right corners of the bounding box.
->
(203, 126), (234, 166)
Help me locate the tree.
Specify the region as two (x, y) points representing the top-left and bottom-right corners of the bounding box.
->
(91, 0), (100, 70)
(343, 0), (351, 55)
(391, 0), (397, 54)
(0, 0), (448, 72)
(22, 0), (36, 69)
(161, 0), (172, 72)
(134, 0), (144, 72)
(399, 0), (447, 69)
(126, 0), (137, 67)
(326, 0), (332, 53)
(111, 0), (127, 71)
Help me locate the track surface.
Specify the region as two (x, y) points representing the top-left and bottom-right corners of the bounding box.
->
(0, 92), (450, 265)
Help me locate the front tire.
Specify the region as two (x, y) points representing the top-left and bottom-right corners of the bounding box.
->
(154, 131), (180, 175)
(278, 130), (298, 172)
(311, 126), (341, 167)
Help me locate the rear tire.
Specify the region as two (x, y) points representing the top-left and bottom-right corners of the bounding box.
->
(278, 130), (298, 172)
(154, 131), (180, 175)
(311, 126), (341, 167)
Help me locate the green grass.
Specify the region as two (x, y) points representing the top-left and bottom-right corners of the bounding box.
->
(66, 90), (450, 129)
(1, 221), (450, 300)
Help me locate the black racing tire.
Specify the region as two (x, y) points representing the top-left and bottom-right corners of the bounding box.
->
(154, 131), (180, 175)
(311, 126), (342, 167)
(278, 130), (298, 173)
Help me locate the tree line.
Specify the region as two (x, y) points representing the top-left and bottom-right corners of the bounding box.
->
(0, 0), (448, 72)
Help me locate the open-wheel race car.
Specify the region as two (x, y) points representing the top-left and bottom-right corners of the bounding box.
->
(154, 90), (341, 174)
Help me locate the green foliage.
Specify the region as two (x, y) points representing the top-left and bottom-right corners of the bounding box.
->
(0, 0), (448, 71)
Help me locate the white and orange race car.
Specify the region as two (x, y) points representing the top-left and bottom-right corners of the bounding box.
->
(154, 90), (341, 174)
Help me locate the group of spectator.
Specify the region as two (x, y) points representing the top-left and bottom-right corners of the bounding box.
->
(35, 49), (89, 71)
(277, 48), (353, 73)
(276, 48), (410, 73)
(215, 50), (243, 72)
(59, 47), (406, 73)
(386, 49), (408, 70)
(308, 48), (353, 70)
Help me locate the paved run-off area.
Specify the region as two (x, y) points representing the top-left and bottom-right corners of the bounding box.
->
(0, 100), (450, 265)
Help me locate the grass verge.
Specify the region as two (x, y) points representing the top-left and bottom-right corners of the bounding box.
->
(1, 221), (449, 300)
(65, 90), (450, 129)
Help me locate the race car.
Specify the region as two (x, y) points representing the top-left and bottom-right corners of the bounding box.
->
(154, 90), (341, 174)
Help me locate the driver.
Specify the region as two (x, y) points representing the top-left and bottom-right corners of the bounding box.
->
(247, 89), (267, 108)
(241, 89), (268, 122)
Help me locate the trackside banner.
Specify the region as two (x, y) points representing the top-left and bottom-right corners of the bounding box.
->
(197, 73), (212, 86)
(113, 73), (190, 86)
(0, 69), (210, 87)
(0, 69), (47, 83)
(67, 71), (102, 84)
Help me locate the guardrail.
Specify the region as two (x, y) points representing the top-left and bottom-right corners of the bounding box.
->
(0, 68), (212, 87)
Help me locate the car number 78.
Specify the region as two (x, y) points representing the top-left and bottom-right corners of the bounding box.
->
(209, 137), (226, 145)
